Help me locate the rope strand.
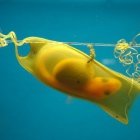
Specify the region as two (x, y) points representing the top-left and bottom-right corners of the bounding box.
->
(1, 31), (140, 47)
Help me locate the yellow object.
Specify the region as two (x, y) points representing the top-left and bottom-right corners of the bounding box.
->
(0, 32), (140, 124)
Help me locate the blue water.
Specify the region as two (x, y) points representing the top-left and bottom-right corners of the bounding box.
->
(0, 0), (140, 140)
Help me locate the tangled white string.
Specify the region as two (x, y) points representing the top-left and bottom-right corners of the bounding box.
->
(114, 34), (140, 82)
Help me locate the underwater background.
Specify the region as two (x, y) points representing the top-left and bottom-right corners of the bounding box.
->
(0, 0), (140, 140)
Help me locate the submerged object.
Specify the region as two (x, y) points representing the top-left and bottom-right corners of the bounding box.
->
(0, 31), (140, 124)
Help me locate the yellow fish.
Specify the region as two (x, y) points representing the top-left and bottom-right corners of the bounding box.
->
(0, 31), (140, 124)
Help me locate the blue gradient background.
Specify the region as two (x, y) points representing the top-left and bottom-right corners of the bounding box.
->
(0, 0), (140, 140)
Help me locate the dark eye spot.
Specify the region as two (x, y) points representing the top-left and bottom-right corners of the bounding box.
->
(76, 80), (80, 84)
(115, 115), (119, 118)
(104, 91), (110, 95)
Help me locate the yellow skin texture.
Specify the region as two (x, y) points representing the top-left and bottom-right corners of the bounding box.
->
(15, 37), (140, 124)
